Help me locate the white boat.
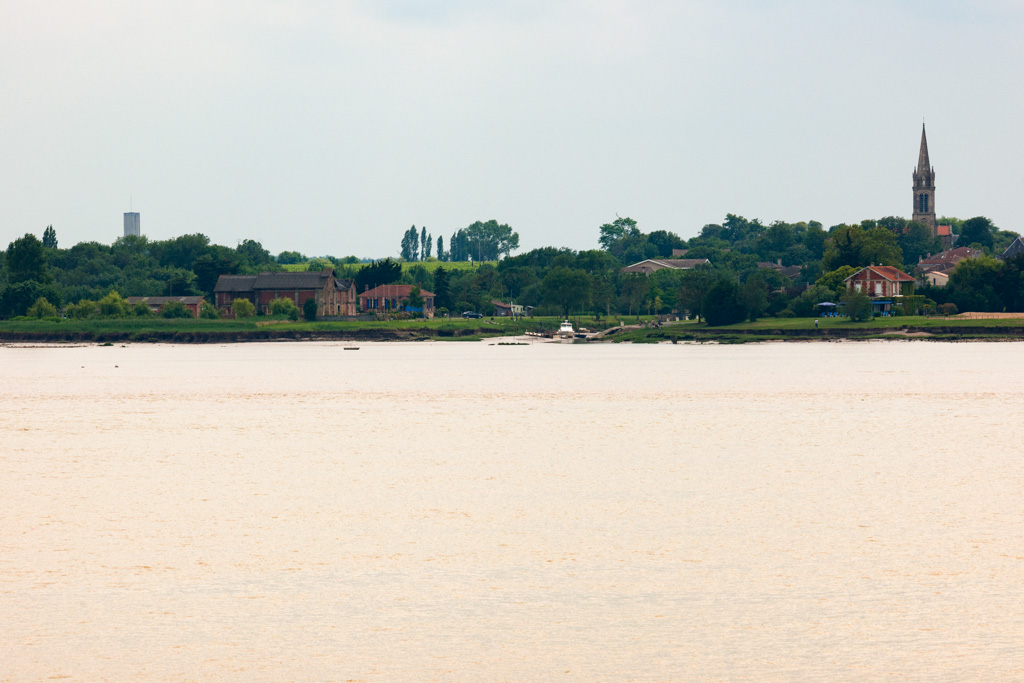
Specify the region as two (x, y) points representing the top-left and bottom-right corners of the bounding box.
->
(557, 319), (575, 338)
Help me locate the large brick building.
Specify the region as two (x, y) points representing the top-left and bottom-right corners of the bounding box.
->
(358, 284), (435, 317)
(214, 268), (357, 317)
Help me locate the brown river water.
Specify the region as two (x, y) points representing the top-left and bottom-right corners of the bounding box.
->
(2, 340), (1023, 682)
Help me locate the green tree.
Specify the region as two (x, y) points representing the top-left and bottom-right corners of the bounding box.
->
(236, 239), (274, 270)
(269, 297), (298, 316)
(407, 284), (425, 314)
(620, 274), (648, 317)
(67, 299), (98, 319)
(433, 266), (452, 310)
(822, 225), (902, 270)
(97, 291), (129, 317)
(463, 220), (519, 260)
(895, 220), (939, 265)
(859, 227), (903, 266)
(676, 267), (716, 321)
(276, 250), (307, 264)
(6, 233), (50, 284)
(164, 267), (198, 296)
(842, 290), (873, 322)
(133, 300), (155, 317)
(156, 233), (211, 270)
(816, 265), (858, 296)
(356, 258), (402, 292)
(160, 300), (193, 318)
(542, 266), (591, 317)
(42, 225), (58, 249)
(803, 221), (827, 260)
(702, 279), (746, 326)
(646, 230), (685, 258)
(790, 285), (836, 317)
(400, 225), (420, 261)
(420, 227), (428, 260)
(599, 216), (639, 250)
(232, 298), (256, 318)
(303, 297), (318, 321)
(958, 216), (995, 251)
(739, 273), (769, 321)
(948, 255), (1001, 311)
(200, 301), (220, 319)
(26, 296), (57, 318)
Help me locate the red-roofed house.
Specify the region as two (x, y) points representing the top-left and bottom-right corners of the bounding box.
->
(916, 246), (981, 275)
(844, 266), (915, 313)
(358, 284), (435, 317)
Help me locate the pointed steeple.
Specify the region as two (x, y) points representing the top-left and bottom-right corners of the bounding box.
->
(912, 123), (936, 234)
(916, 123), (931, 173)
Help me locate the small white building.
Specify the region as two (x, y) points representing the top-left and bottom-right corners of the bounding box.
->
(922, 270), (949, 287)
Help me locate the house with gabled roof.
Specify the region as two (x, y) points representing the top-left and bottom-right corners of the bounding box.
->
(358, 284), (435, 317)
(125, 296), (205, 318)
(214, 268), (344, 317)
(917, 246), (981, 274)
(621, 258), (710, 275)
(844, 265), (915, 313)
(1002, 236), (1024, 260)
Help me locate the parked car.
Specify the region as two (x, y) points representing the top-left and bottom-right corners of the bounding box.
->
(462, 311), (483, 318)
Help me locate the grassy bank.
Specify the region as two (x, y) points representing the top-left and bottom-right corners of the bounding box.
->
(606, 315), (1024, 343)
(5, 314), (1024, 344)
(0, 315), (548, 343)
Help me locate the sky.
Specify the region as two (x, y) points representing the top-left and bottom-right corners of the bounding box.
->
(2, 0), (1022, 258)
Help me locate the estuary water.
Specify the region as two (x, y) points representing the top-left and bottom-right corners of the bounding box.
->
(2, 340), (1024, 682)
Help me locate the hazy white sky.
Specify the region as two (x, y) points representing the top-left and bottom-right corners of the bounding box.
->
(2, 0), (1022, 257)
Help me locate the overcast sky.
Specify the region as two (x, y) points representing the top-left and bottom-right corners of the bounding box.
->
(2, 0), (1022, 258)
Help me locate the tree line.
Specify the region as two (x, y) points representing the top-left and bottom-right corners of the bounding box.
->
(399, 220), (519, 262)
(1, 212), (1019, 322)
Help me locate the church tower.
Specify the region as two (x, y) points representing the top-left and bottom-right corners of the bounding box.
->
(912, 123), (936, 234)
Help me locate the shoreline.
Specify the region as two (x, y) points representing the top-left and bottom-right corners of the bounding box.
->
(4, 323), (1024, 345)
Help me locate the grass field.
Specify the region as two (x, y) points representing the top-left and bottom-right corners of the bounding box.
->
(281, 260), (496, 274)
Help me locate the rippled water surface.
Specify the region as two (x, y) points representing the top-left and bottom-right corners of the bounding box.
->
(3, 340), (1024, 682)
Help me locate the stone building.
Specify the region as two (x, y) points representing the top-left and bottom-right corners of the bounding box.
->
(912, 124), (937, 235)
(213, 268), (350, 317)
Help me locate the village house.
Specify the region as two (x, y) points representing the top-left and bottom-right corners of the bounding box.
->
(922, 270), (950, 287)
(844, 265), (915, 314)
(1002, 236), (1024, 260)
(213, 268), (345, 317)
(358, 284), (435, 317)
(756, 260), (802, 280)
(125, 296), (205, 318)
(621, 258), (711, 275)
(334, 278), (358, 316)
(492, 301), (531, 317)
(916, 246), (981, 275)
